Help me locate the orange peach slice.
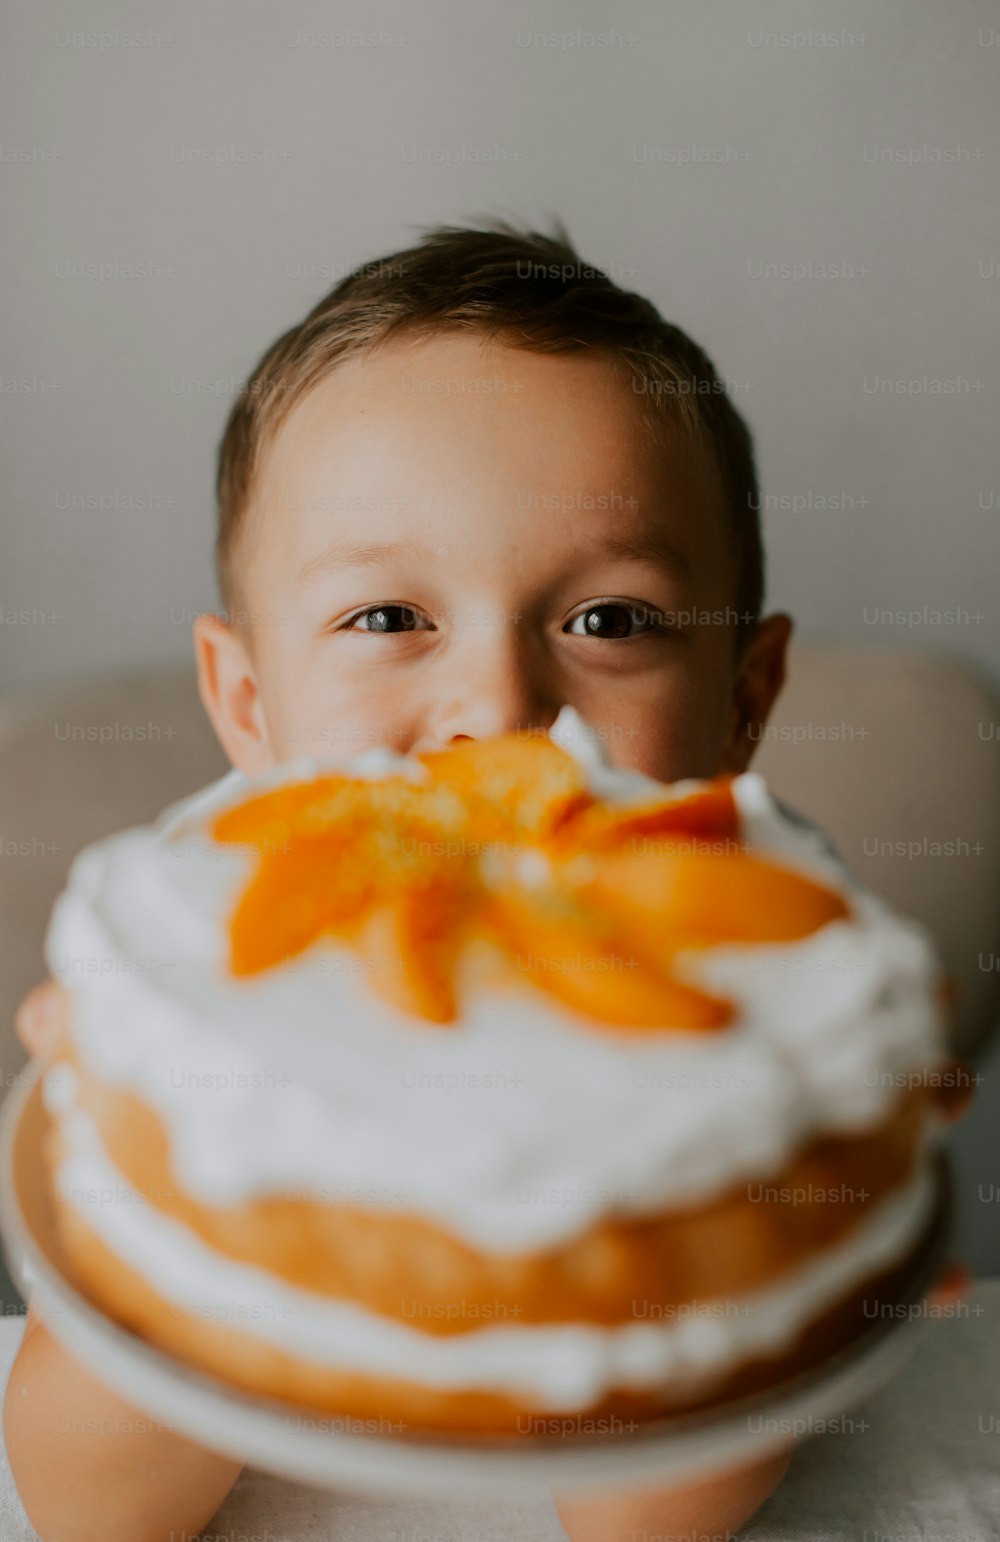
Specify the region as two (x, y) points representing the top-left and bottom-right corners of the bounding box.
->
(561, 779), (740, 854)
(353, 879), (474, 1024)
(212, 776), (426, 852)
(211, 730), (847, 1036)
(418, 731), (591, 840)
(224, 837), (378, 977)
(484, 891), (733, 1030)
(578, 849), (850, 954)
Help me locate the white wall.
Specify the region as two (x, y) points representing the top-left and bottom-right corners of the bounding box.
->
(2, 0), (998, 691)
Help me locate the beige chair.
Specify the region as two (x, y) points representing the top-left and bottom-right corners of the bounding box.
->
(0, 642), (997, 1292)
(751, 642), (1000, 1063)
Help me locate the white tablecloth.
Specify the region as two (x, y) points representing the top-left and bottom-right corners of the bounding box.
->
(1, 1287), (999, 1539)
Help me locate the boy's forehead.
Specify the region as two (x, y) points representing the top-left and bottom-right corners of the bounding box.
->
(249, 332), (730, 581)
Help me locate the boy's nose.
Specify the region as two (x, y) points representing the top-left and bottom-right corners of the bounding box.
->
(412, 622), (567, 749)
(414, 657), (562, 751)
(418, 702), (561, 751)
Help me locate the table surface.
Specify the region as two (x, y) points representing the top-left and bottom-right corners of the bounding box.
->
(1, 1286), (998, 1540)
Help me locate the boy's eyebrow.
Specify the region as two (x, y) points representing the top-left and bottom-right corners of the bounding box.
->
(296, 537), (431, 585)
(589, 534), (692, 581)
(296, 532), (692, 585)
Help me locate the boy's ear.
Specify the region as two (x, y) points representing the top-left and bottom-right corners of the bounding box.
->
(718, 611), (793, 775)
(192, 611), (275, 774)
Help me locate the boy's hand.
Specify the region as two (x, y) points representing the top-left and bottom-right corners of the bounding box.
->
(931, 1260), (970, 1305)
(14, 980), (67, 1063)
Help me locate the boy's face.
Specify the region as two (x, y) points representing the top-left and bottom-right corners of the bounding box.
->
(195, 333), (790, 783)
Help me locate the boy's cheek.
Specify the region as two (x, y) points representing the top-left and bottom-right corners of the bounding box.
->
(575, 670), (736, 783)
(261, 668), (410, 766)
(617, 720), (731, 783)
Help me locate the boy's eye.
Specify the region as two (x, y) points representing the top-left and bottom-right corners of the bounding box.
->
(343, 604), (433, 634)
(564, 602), (669, 639)
(335, 601), (672, 640)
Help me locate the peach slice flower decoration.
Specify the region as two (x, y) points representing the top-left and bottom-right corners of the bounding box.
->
(211, 731), (849, 1032)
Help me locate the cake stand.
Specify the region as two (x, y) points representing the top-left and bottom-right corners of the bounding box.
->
(0, 1063), (952, 1497)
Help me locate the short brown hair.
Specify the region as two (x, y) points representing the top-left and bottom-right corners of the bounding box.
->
(215, 217), (763, 645)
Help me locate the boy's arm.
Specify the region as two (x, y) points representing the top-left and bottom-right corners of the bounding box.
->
(4, 1300), (244, 1542)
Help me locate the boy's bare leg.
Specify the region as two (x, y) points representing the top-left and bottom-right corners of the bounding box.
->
(5, 1304), (244, 1542)
(554, 1444), (794, 1542)
(8, 983), (243, 1541)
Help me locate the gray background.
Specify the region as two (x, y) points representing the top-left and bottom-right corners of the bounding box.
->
(2, 0), (998, 693)
(1, 0), (997, 1292)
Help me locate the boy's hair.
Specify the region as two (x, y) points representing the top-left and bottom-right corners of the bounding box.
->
(216, 218), (763, 647)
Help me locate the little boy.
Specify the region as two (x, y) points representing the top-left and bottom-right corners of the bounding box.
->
(3, 219), (958, 1540)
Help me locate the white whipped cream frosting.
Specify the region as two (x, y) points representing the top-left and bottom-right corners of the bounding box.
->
(44, 707), (948, 1253)
(43, 1064), (940, 1409)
